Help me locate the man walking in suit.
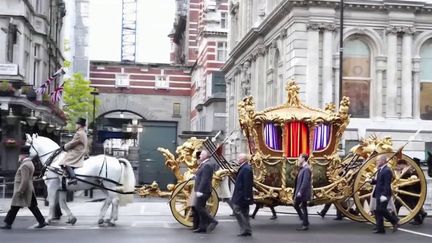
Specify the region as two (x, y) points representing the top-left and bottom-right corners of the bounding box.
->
(293, 153), (312, 231)
(0, 145), (47, 229)
(192, 150), (218, 233)
(372, 155), (400, 234)
(232, 153), (254, 237)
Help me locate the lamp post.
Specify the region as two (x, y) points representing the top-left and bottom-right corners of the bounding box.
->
(339, 0), (344, 102)
(126, 119), (143, 147)
(90, 88), (99, 155)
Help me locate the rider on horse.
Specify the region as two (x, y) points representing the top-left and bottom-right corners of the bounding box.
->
(59, 117), (88, 185)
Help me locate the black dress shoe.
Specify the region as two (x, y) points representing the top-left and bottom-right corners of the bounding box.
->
(333, 217), (343, 221)
(296, 226), (309, 231)
(373, 230), (385, 234)
(0, 224), (12, 230)
(193, 228), (206, 233)
(410, 221), (422, 225)
(207, 221), (218, 232)
(35, 222), (48, 229)
(316, 211), (325, 218)
(393, 222), (400, 232)
(270, 215), (277, 220)
(237, 232), (252, 237)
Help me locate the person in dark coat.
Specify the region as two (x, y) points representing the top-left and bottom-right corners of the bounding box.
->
(192, 150), (218, 233)
(371, 155), (399, 234)
(231, 153), (254, 236)
(0, 146), (47, 229)
(293, 153), (312, 231)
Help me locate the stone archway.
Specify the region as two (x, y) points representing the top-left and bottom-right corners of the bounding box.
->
(96, 93), (157, 121)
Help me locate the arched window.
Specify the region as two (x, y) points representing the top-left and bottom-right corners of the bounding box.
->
(273, 49), (280, 105)
(343, 38), (371, 118)
(420, 39), (432, 120)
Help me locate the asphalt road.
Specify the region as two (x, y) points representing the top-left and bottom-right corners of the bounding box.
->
(1, 213), (431, 243)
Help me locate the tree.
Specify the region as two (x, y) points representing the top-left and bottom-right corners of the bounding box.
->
(63, 73), (100, 131)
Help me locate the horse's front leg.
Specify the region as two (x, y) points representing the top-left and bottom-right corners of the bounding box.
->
(58, 191), (76, 225)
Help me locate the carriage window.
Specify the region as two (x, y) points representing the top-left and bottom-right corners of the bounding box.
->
(264, 123), (282, 151)
(313, 124), (331, 151)
(343, 38), (371, 118)
(420, 39), (432, 120)
(285, 122), (309, 157)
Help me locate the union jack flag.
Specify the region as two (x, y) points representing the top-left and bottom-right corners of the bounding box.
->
(36, 67), (65, 94)
(50, 84), (64, 103)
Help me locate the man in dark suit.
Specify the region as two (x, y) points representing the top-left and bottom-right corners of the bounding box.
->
(293, 153), (312, 231)
(231, 153), (254, 237)
(371, 155), (399, 234)
(192, 150), (218, 233)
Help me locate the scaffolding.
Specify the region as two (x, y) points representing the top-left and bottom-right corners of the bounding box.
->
(121, 0), (137, 62)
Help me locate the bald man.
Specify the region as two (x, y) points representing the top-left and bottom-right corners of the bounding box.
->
(192, 150), (218, 233)
(371, 155), (399, 234)
(231, 153), (254, 236)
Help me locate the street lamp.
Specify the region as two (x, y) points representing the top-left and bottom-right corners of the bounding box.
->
(6, 108), (17, 126)
(46, 123), (55, 133)
(90, 88), (99, 155)
(37, 120), (47, 131)
(26, 110), (38, 127)
(126, 119), (143, 147)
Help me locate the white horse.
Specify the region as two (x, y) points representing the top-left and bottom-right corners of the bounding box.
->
(26, 134), (136, 226)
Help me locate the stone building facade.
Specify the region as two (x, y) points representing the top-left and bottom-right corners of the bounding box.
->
(0, 0), (66, 173)
(223, 0), (432, 160)
(171, 0), (228, 135)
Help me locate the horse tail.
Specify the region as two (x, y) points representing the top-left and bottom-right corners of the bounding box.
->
(117, 158), (136, 206)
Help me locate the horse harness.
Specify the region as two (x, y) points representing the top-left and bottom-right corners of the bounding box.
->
(31, 142), (133, 194)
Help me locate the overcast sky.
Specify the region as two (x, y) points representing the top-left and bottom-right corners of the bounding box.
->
(89, 0), (175, 63)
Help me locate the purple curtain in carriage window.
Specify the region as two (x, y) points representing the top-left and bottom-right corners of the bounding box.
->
(264, 123), (282, 150)
(313, 124), (331, 151)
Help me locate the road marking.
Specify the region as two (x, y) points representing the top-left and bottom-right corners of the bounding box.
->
(399, 228), (432, 238)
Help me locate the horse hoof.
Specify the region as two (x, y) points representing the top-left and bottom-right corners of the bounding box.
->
(97, 219), (104, 225)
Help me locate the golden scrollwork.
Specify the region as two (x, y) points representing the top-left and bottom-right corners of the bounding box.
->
(350, 134), (394, 159)
(286, 80), (301, 107)
(135, 181), (172, 198)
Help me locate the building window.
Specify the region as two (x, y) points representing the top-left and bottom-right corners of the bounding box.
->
(173, 103), (181, 116)
(420, 39), (432, 120)
(221, 12), (227, 29)
(6, 24), (18, 62)
(115, 73), (130, 88)
(342, 38), (371, 118)
(32, 44), (41, 85)
(217, 42), (227, 61)
(155, 75), (169, 89)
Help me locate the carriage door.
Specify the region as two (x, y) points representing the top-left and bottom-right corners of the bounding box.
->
(138, 121), (177, 189)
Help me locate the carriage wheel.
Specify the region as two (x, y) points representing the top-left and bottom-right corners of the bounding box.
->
(334, 198), (367, 222)
(353, 152), (427, 226)
(169, 180), (219, 227)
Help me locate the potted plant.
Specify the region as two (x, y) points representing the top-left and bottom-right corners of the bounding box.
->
(0, 81), (16, 96)
(42, 93), (52, 105)
(3, 138), (18, 148)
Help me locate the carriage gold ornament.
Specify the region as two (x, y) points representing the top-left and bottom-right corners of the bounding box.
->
(238, 81), (426, 226)
(157, 81), (427, 228)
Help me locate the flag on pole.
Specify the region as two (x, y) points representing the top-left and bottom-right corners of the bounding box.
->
(50, 83), (64, 103)
(36, 67), (65, 94)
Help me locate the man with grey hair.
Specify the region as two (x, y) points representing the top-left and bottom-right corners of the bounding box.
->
(192, 150), (218, 233)
(371, 155), (400, 234)
(231, 153), (254, 236)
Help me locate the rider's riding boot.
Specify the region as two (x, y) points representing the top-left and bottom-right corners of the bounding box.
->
(65, 166), (77, 185)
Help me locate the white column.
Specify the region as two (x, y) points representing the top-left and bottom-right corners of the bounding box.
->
(306, 24), (320, 107)
(375, 56), (386, 119)
(333, 54), (340, 104)
(322, 26), (334, 106)
(385, 28), (398, 118)
(401, 28), (414, 118)
(257, 51), (266, 110)
(412, 57), (421, 119)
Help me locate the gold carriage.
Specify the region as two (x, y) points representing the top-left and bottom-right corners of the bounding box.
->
(154, 81), (427, 227)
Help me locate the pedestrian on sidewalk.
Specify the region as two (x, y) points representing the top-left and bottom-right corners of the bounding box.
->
(231, 153), (254, 237)
(293, 153), (312, 231)
(0, 145), (47, 229)
(192, 150), (218, 233)
(316, 203), (344, 220)
(370, 155), (400, 234)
